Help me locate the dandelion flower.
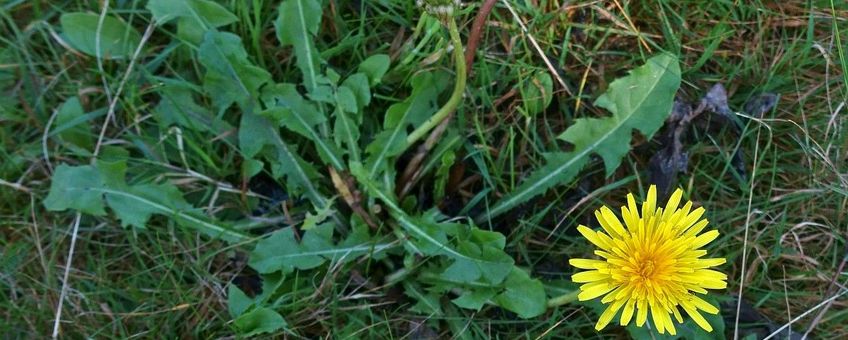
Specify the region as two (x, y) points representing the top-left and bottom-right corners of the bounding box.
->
(569, 185), (727, 335)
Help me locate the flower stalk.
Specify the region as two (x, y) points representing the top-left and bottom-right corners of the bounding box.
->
(547, 289), (580, 308)
(405, 13), (466, 147)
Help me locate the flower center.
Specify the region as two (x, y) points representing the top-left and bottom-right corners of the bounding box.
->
(639, 259), (656, 279)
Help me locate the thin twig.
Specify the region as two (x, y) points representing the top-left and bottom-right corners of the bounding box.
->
(93, 22), (155, 157)
(95, 0), (114, 106)
(733, 124), (764, 340)
(0, 178), (30, 193)
(51, 212), (81, 339)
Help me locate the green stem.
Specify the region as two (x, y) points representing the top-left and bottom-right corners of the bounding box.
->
(405, 17), (467, 147)
(547, 290), (580, 308)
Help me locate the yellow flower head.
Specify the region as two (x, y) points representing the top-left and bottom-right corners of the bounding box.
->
(569, 185), (727, 335)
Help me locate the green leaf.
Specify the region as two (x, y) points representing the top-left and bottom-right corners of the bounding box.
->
(403, 281), (443, 315)
(261, 84), (344, 169)
(341, 73), (372, 111)
(451, 288), (497, 311)
(233, 307), (287, 336)
(60, 13), (141, 59)
(249, 227), (326, 274)
(485, 54), (681, 219)
(249, 223), (393, 274)
(228, 285), (253, 318)
(147, 0), (237, 26)
(239, 112), (326, 209)
(105, 183), (192, 229)
(147, 0), (238, 43)
(333, 84), (361, 160)
(364, 71), (447, 181)
(44, 164), (106, 215)
(492, 268), (547, 318)
(275, 0), (324, 94)
(351, 162), (514, 286)
(44, 163), (247, 242)
(54, 97), (93, 151)
(358, 54), (391, 85)
(198, 31), (270, 111)
(301, 198), (336, 231)
(153, 81), (232, 134)
(440, 241), (513, 284)
(520, 71), (553, 117)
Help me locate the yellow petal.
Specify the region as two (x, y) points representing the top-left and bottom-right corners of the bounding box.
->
(679, 207), (705, 232)
(626, 193), (640, 226)
(680, 301), (713, 332)
(598, 206), (627, 237)
(572, 270), (609, 283)
(620, 299), (636, 326)
(690, 295), (719, 314)
(662, 188), (683, 220)
(642, 185), (657, 219)
(636, 299), (649, 326)
(569, 258), (607, 269)
(684, 219), (710, 238)
(695, 258), (726, 268)
(595, 297), (627, 331)
(578, 282), (616, 301)
(691, 230), (720, 248)
(577, 225), (612, 251)
(672, 305), (683, 323)
(601, 286), (623, 303)
(650, 301), (666, 334)
(701, 280), (728, 290)
(664, 310), (677, 335)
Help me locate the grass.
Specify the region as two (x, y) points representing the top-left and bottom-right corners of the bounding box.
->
(1, 0), (847, 338)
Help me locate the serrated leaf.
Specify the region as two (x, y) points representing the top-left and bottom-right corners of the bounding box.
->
(485, 54), (681, 219)
(260, 83), (344, 169)
(276, 0), (324, 94)
(239, 112), (327, 209)
(451, 288), (497, 311)
(249, 224), (393, 274)
(249, 227), (327, 274)
(105, 183), (192, 229)
(60, 13), (141, 59)
(492, 268), (547, 318)
(403, 281), (443, 315)
(43, 163), (247, 242)
(233, 307), (287, 336)
(198, 31), (270, 111)
(44, 164), (106, 215)
(301, 198), (335, 231)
